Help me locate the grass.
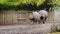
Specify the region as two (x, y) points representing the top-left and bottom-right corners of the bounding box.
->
(48, 32), (60, 34)
(48, 24), (60, 34)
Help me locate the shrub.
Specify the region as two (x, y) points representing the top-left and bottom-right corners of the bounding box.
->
(50, 24), (60, 33)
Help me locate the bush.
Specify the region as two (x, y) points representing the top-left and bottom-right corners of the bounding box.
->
(0, 0), (60, 11)
(0, 0), (45, 10)
(50, 24), (60, 33)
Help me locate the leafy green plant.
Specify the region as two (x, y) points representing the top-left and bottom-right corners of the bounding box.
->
(0, 0), (60, 10)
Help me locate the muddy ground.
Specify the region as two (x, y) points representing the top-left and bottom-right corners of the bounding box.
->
(0, 23), (60, 34)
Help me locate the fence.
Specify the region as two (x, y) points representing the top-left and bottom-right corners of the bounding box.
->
(0, 10), (55, 25)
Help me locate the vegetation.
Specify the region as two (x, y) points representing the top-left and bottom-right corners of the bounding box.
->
(0, 0), (60, 11)
(45, 0), (60, 10)
(48, 32), (60, 34)
(0, 0), (45, 6)
(50, 24), (60, 34)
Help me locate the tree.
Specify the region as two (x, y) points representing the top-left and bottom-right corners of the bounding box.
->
(45, 0), (60, 10)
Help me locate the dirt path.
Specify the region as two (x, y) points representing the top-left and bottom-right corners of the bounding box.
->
(0, 23), (56, 34)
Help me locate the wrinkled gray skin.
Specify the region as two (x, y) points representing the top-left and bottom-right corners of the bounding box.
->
(38, 10), (48, 24)
(29, 10), (48, 24)
(29, 11), (40, 24)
